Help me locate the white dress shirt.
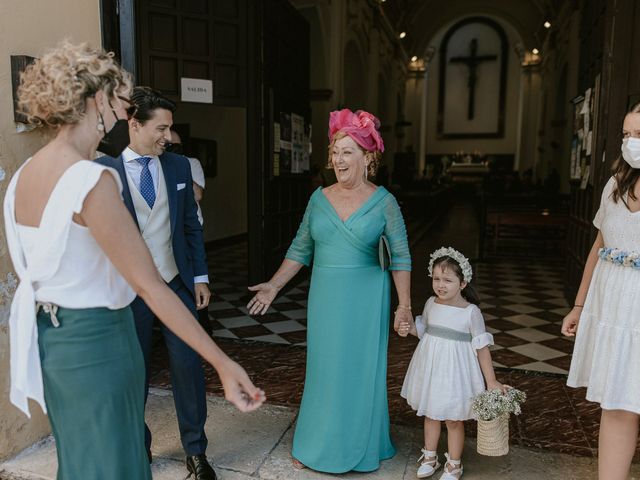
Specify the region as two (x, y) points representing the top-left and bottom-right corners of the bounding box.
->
(187, 157), (205, 226)
(122, 147), (160, 191)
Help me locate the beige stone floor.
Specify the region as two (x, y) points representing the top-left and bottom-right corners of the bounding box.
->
(2, 388), (640, 479)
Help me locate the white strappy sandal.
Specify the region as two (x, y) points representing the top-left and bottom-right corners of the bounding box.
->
(438, 453), (463, 479)
(416, 448), (441, 478)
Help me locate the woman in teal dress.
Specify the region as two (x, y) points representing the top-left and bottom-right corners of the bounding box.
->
(248, 109), (413, 473)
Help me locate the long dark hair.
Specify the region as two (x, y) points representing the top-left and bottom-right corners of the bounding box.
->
(432, 256), (480, 305)
(612, 101), (640, 205)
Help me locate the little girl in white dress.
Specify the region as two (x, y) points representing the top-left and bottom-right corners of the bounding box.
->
(401, 247), (506, 479)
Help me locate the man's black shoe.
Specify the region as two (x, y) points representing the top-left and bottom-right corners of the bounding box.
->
(186, 454), (217, 480)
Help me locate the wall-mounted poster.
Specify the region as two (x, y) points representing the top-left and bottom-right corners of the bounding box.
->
(279, 112), (292, 174)
(291, 113), (304, 173)
(570, 136), (579, 180)
(570, 94), (585, 181)
(273, 152), (280, 176)
(279, 147), (292, 174)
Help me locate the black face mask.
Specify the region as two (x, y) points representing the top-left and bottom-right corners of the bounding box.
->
(165, 142), (184, 155)
(97, 112), (130, 158)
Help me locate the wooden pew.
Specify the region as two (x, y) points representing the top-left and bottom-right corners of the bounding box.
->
(483, 207), (568, 256)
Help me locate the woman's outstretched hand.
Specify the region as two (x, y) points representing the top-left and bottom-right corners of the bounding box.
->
(218, 359), (266, 412)
(247, 282), (279, 315)
(561, 307), (581, 337)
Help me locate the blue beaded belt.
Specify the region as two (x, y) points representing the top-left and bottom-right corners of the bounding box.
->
(425, 324), (472, 342)
(598, 247), (640, 270)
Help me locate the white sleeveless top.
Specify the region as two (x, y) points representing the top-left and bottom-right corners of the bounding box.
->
(3, 159), (136, 417)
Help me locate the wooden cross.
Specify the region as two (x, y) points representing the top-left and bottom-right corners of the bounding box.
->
(450, 38), (497, 120)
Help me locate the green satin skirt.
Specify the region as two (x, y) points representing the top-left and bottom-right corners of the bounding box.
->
(37, 305), (151, 480)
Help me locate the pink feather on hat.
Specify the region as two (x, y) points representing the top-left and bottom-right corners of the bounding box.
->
(328, 109), (385, 153)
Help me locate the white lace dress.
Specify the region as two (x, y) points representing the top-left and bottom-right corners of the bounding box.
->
(401, 297), (494, 420)
(568, 177), (640, 412)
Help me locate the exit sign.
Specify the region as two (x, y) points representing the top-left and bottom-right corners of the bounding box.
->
(181, 78), (213, 103)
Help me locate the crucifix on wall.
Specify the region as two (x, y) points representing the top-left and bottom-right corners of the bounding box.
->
(449, 38), (497, 120)
(437, 16), (508, 139)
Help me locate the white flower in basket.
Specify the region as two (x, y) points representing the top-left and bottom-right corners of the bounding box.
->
(471, 388), (526, 456)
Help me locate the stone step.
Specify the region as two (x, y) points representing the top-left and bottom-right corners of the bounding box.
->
(0, 388), (623, 479)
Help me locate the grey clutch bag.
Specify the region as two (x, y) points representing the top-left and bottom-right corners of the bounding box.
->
(379, 235), (391, 271)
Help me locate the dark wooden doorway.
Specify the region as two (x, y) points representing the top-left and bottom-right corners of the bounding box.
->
(102, 0), (311, 285)
(566, 0), (640, 299)
(134, 0), (247, 106)
(247, 0), (311, 283)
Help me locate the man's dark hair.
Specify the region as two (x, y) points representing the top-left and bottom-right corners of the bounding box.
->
(129, 86), (176, 122)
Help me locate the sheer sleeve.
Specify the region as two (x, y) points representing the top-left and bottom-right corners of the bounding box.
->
(593, 177), (615, 229)
(383, 194), (411, 271)
(285, 199), (314, 266)
(415, 315), (427, 339)
(415, 299), (431, 339)
(470, 306), (494, 351)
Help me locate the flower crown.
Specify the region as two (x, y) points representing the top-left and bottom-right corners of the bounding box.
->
(428, 247), (473, 283)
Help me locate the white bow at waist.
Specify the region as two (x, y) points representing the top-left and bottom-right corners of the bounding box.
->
(9, 278), (47, 417)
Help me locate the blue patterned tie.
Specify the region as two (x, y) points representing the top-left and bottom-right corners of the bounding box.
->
(135, 156), (155, 209)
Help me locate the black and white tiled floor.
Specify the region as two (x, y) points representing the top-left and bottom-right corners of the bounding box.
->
(474, 262), (573, 374)
(206, 242), (574, 374)
(206, 242), (310, 346)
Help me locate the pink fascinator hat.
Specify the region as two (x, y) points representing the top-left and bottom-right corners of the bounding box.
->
(328, 109), (385, 153)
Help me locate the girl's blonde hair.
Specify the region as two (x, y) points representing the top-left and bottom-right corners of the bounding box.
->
(18, 41), (132, 128)
(327, 131), (382, 177)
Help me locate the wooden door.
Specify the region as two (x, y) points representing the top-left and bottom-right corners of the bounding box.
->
(135, 0), (247, 106)
(248, 0), (310, 283)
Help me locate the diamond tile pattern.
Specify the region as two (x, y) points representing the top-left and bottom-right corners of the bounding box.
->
(474, 262), (573, 374)
(205, 242), (309, 347)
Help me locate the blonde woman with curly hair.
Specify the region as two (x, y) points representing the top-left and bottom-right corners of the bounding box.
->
(3, 42), (264, 479)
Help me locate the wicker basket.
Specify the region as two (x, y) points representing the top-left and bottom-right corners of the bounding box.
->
(477, 414), (509, 456)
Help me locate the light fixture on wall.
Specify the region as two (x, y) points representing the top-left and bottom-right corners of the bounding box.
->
(411, 55), (418, 62)
(399, 31), (407, 39)
(544, 21), (551, 28)
(532, 48), (540, 55)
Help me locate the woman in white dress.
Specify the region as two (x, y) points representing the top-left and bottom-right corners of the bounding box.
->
(563, 102), (640, 480)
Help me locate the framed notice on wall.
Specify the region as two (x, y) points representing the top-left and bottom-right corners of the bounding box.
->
(180, 78), (213, 104)
(570, 78), (600, 188)
(570, 94), (585, 181)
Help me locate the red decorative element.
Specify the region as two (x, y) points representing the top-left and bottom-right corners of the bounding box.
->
(328, 109), (384, 153)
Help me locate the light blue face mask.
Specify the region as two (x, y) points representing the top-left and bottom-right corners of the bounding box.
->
(622, 137), (640, 169)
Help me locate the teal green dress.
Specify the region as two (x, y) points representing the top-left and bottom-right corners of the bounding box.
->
(287, 186), (411, 473)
